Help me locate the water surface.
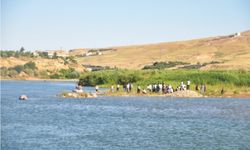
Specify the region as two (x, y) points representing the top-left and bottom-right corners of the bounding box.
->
(1, 81), (250, 150)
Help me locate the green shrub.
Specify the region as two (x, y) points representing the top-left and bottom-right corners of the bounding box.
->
(65, 71), (80, 79)
(13, 65), (24, 73)
(24, 61), (37, 70)
(23, 68), (35, 76)
(7, 70), (19, 77)
(143, 61), (189, 70)
(50, 73), (60, 79)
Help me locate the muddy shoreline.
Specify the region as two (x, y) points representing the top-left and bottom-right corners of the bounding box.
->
(59, 90), (250, 98)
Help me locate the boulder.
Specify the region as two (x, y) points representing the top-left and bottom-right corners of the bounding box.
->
(19, 95), (28, 100)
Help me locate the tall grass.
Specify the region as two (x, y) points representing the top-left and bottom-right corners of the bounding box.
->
(79, 69), (250, 87)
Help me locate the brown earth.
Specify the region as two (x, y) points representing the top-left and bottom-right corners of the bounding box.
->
(0, 57), (85, 72)
(1, 30), (250, 72)
(73, 30), (250, 70)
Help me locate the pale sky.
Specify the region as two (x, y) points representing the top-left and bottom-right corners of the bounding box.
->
(1, 0), (250, 51)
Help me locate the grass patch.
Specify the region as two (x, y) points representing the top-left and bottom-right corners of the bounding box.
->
(78, 69), (250, 96)
(142, 61), (189, 70)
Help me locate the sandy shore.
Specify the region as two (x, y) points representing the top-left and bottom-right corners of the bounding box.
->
(101, 90), (203, 98)
(60, 90), (250, 98)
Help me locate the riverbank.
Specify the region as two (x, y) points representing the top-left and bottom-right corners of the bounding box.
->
(59, 90), (250, 98)
(59, 90), (203, 98)
(102, 90), (203, 98)
(1, 78), (249, 98)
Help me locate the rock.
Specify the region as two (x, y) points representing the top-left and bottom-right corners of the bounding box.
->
(19, 95), (28, 100)
(60, 92), (97, 98)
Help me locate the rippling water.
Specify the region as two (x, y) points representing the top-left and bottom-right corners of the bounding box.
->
(1, 80), (250, 150)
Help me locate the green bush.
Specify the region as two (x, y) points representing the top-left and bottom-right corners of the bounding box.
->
(65, 71), (80, 78)
(143, 61), (189, 70)
(7, 70), (19, 77)
(24, 61), (37, 70)
(50, 73), (60, 79)
(49, 68), (80, 79)
(13, 65), (24, 73)
(23, 68), (35, 76)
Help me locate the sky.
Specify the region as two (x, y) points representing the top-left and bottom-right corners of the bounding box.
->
(1, 0), (250, 51)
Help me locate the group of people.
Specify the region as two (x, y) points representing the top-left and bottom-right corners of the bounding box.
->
(75, 80), (228, 96)
(106, 83), (134, 93)
(195, 84), (206, 94)
(145, 80), (191, 94)
(102, 80), (193, 94)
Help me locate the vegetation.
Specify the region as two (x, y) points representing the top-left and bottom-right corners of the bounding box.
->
(1, 62), (81, 79)
(179, 61), (221, 69)
(24, 61), (37, 70)
(0, 48), (35, 58)
(79, 69), (250, 86)
(1, 61), (38, 78)
(61, 56), (77, 64)
(78, 69), (250, 96)
(143, 61), (189, 70)
(79, 69), (142, 86)
(50, 68), (80, 79)
(142, 61), (221, 70)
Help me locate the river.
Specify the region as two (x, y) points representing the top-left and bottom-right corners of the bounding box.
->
(1, 80), (250, 150)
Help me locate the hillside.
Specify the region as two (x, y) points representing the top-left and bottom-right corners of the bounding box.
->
(74, 30), (250, 70)
(1, 57), (84, 72)
(0, 56), (85, 79)
(1, 30), (250, 74)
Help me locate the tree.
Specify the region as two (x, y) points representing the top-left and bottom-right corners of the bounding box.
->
(52, 52), (58, 59)
(14, 51), (20, 58)
(24, 61), (37, 70)
(20, 47), (25, 53)
(13, 65), (24, 73)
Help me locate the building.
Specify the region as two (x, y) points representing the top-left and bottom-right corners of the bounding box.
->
(31, 51), (39, 57)
(236, 32), (241, 37)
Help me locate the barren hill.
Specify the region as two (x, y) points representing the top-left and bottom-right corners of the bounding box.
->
(75, 30), (250, 70)
(0, 57), (84, 72)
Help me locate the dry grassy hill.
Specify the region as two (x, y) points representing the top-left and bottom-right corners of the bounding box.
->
(75, 30), (250, 70)
(0, 57), (84, 72)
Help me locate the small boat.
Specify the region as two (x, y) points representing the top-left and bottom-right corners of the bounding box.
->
(19, 95), (28, 100)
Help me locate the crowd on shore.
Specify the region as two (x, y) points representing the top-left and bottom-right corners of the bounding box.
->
(93, 81), (208, 95)
(70, 79), (231, 97)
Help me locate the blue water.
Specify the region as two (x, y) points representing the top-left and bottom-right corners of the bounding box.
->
(1, 80), (250, 150)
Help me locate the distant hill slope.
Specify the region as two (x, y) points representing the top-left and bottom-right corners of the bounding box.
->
(75, 30), (250, 70)
(1, 57), (85, 72)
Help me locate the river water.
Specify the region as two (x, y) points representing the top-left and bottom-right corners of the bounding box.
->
(1, 80), (250, 150)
